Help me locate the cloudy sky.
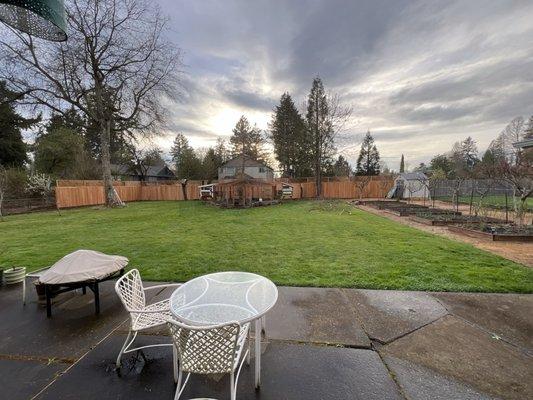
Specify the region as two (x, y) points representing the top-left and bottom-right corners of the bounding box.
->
(155, 0), (533, 171)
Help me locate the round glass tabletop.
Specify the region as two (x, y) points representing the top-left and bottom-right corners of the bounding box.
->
(170, 271), (278, 325)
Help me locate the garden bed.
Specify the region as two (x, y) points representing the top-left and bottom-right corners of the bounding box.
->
(410, 213), (495, 226)
(448, 224), (533, 242)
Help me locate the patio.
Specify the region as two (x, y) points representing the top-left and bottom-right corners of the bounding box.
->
(1, 278), (531, 400)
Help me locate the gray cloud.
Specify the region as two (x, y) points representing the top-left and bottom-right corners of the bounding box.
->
(158, 0), (533, 169)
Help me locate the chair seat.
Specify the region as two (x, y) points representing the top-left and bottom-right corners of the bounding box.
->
(132, 299), (172, 331)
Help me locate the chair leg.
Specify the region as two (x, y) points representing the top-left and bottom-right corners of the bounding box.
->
(172, 345), (179, 383)
(116, 329), (132, 368)
(246, 329), (251, 365)
(230, 371), (236, 400)
(174, 367), (183, 400)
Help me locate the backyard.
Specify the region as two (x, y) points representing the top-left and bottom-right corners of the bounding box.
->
(1, 200), (531, 293)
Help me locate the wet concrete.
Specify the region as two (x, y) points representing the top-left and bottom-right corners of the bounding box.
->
(383, 355), (498, 400)
(37, 334), (403, 400)
(1, 283), (531, 399)
(381, 315), (532, 400)
(433, 292), (533, 352)
(0, 278), (127, 360)
(266, 287), (371, 347)
(344, 289), (448, 343)
(0, 358), (66, 400)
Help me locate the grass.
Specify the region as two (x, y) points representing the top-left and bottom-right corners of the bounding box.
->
(436, 195), (533, 210)
(1, 200), (532, 293)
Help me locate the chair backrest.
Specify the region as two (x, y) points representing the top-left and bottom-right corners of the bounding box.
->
(115, 269), (146, 312)
(168, 320), (241, 374)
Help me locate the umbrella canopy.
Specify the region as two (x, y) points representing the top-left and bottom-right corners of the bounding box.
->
(0, 0), (67, 41)
(39, 250), (128, 284)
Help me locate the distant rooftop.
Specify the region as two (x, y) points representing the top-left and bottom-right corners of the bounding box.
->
(513, 138), (533, 149)
(222, 156), (272, 169)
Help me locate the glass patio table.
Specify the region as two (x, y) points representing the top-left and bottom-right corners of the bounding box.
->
(169, 271), (278, 388)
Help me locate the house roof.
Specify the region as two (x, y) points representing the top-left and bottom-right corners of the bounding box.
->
(145, 165), (175, 177)
(222, 156), (272, 169)
(216, 177), (275, 187)
(513, 138), (533, 149)
(398, 172), (427, 181)
(110, 163), (175, 178)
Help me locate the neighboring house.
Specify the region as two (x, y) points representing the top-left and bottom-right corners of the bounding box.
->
(513, 138), (533, 149)
(387, 172), (429, 199)
(218, 157), (274, 182)
(111, 163), (176, 182)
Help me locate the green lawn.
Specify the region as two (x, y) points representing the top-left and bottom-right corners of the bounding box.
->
(1, 201), (531, 293)
(436, 195), (533, 210)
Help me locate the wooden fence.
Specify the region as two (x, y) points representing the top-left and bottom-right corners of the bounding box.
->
(55, 177), (393, 208)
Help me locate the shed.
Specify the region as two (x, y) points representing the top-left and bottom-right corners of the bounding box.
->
(215, 176), (277, 207)
(387, 172), (429, 200)
(198, 183), (216, 200)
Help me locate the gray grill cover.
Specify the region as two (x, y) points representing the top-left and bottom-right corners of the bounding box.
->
(39, 250), (128, 284)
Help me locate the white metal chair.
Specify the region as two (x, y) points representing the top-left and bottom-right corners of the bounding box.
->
(114, 269), (181, 368)
(168, 319), (250, 400)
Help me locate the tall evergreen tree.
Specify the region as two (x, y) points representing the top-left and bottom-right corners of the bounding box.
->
(430, 154), (454, 178)
(0, 81), (40, 167)
(399, 154), (405, 173)
(170, 133), (202, 179)
(332, 155), (352, 176)
(33, 111), (98, 178)
(213, 138), (229, 165)
(451, 136), (479, 173)
(201, 147), (219, 181)
(356, 131), (380, 175)
(170, 133), (189, 167)
(269, 92), (308, 177)
(229, 116), (266, 162)
(306, 77), (336, 196)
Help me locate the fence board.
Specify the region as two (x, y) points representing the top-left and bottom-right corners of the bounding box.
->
(55, 177), (394, 208)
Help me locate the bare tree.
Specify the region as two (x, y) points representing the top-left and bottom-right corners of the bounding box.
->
(354, 175), (371, 200)
(492, 117), (526, 165)
(305, 78), (352, 197)
(418, 170), (444, 207)
(499, 160), (533, 225)
(0, 0), (181, 206)
(0, 166), (6, 221)
(449, 178), (465, 211)
(405, 179), (424, 204)
(378, 174), (395, 199)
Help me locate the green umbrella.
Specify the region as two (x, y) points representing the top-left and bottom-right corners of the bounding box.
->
(0, 0), (67, 41)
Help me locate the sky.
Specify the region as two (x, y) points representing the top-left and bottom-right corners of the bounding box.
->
(155, 0), (533, 171)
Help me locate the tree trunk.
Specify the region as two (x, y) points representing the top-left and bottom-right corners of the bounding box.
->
(0, 189), (4, 221)
(100, 119), (114, 206)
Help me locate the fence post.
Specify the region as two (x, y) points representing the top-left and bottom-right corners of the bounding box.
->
(469, 187), (474, 216)
(505, 192), (508, 223)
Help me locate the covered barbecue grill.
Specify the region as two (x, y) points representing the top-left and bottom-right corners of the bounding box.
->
(38, 250), (128, 317)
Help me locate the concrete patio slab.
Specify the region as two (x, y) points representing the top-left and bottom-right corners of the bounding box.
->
(432, 292), (533, 351)
(37, 333), (403, 400)
(0, 358), (65, 400)
(0, 279), (127, 360)
(266, 287), (371, 347)
(381, 315), (533, 400)
(343, 289), (448, 343)
(383, 355), (498, 400)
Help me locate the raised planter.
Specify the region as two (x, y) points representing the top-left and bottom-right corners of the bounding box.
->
(3, 267), (26, 285)
(410, 215), (454, 226)
(411, 213), (501, 226)
(385, 207), (430, 216)
(448, 225), (533, 242)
